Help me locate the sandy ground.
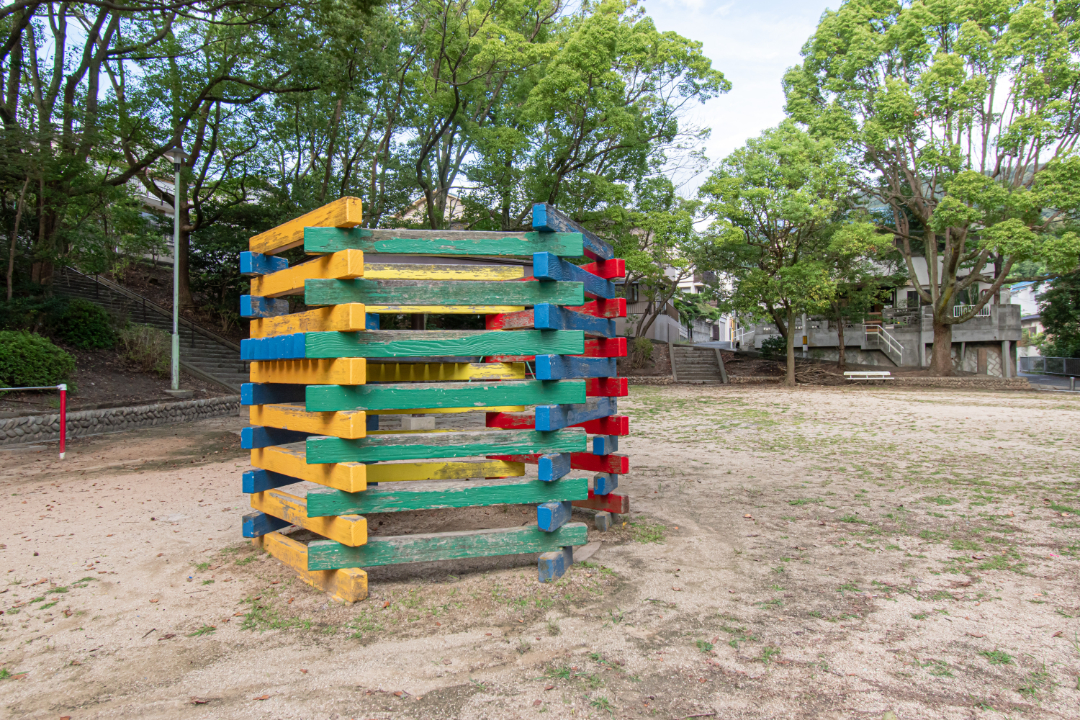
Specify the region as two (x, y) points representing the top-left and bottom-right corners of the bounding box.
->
(1, 385), (1079, 719)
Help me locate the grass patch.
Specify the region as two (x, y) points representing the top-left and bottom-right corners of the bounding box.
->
(978, 650), (1013, 665)
(629, 520), (666, 544)
(789, 498), (824, 506)
(188, 625), (216, 637)
(695, 639), (714, 653)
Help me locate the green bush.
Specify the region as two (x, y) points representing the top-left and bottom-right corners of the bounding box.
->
(0, 331), (76, 389)
(118, 323), (170, 377)
(0, 296), (69, 332)
(761, 335), (787, 359)
(630, 336), (654, 368)
(54, 298), (116, 349)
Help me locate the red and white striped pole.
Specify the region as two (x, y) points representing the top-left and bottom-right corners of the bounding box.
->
(58, 384), (66, 460)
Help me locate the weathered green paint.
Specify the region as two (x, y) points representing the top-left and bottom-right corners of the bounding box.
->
(306, 523), (589, 570)
(305, 379), (585, 412)
(304, 227), (584, 257)
(304, 428), (586, 464)
(304, 330), (584, 359)
(305, 279), (583, 308)
(305, 477), (588, 517)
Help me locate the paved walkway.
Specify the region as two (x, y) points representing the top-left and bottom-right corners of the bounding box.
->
(1020, 372), (1077, 391)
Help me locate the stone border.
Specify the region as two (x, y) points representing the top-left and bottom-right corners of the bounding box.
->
(0, 395), (241, 447)
(625, 376), (675, 386)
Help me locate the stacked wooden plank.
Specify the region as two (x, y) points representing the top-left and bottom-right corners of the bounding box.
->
(237, 197), (629, 603)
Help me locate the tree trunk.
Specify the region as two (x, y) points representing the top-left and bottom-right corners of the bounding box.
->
(7, 178), (29, 301)
(929, 318), (953, 375)
(785, 307), (796, 387)
(836, 319), (846, 370)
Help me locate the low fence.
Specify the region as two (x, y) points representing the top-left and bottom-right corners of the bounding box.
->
(1019, 356), (1080, 376)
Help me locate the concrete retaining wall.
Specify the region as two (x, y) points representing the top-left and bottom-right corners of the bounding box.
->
(0, 395), (241, 446)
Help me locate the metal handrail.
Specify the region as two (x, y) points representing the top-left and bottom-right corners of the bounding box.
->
(865, 324), (903, 365)
(58, 266), (241, 352)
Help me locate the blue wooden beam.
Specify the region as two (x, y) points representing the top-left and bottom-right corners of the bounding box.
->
(538, 453), (572, 481)
(535, 397), (616, 432)
(532, 252), (616, 299)
(240, 425), (312, 449)
(534, 355), (617, 380)
(240, 295), (290, 318)
(242, 511), (291, 538)
(240, 251), (288, 276)
(532, 204), (614, 260)
(241, 383), (306, 406)
(591, 435), (619, 455)
(533, 303), (615, 338)
(538, 545), (574, 582)
(537, 500), (573, 532)
(593, 473), (619, 496)
(243, 468), (302, 493)
(240, 333), (307, 361)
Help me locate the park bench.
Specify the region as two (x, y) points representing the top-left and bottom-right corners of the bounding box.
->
(844, 371), (893, 382)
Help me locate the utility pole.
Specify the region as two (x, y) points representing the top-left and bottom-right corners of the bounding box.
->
(164, 146), (192, 398)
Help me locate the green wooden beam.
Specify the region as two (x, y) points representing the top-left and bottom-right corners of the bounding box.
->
(305, 329), (584, 359)
(306, 523), (589, 570)
(304, 428), (586, 464)
(305, 279), (583, 308)
(305, 477), (588, 517)
(304, 228), (584, 257)
(305, 379), (585, 412)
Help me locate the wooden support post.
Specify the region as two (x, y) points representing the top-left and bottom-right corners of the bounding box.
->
(253, 533), (368, 603)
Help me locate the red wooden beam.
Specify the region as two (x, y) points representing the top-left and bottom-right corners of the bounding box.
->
(489, 453), (628, 474)
(573, 492), (628, 514)
(583, 337), (626, 357)
(586, 377), (628, 397)
(566, 298), (626, 318)
(486, 309), (533, 331)
(486, 412), (630, 436)
(580, 258), (625, 279)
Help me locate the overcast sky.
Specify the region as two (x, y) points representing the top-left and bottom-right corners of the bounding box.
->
(642, 0), (837, 187)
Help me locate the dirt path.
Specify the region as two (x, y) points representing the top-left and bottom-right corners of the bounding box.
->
(1, 386), (1078, 719)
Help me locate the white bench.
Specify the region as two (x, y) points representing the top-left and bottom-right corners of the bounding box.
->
(844, 371), (893, 381)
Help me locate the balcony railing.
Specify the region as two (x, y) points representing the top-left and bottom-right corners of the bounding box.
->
(953, 304), (991, 318)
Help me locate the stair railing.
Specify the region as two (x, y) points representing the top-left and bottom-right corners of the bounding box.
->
(57, 266), (241, 352)
(865, 325), (903, 366)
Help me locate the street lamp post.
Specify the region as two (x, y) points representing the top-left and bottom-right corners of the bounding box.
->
(164, 146), (188, 396)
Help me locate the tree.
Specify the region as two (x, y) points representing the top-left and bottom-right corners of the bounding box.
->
(1037, 272), (1080, 358)
(784, 0), (1080, 375)
(700, 122), (856, 386)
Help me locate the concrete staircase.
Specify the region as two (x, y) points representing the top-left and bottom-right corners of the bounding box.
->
(671, 345), (725, 383)
(54, 267), (246, 391)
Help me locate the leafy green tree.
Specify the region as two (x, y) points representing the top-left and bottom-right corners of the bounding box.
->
(1037, 273), (1080, 358)
(785, 0), (1080, 375)
(700, 122), (856, 386)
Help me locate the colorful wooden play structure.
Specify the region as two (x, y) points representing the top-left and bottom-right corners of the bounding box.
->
(238, 198), (630, 602)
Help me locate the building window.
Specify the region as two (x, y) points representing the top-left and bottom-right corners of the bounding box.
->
(619, 283), (639, 304)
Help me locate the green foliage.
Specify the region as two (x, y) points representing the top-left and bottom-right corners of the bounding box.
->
(0, 296), (70, 333)
(0, 332), (76, 389)
(1038, 273), (1080, 357)
(785, 0), (1080, 370)
(117, 324), (171, 378)
(629, 337), (653, 369)
(760, 336), (786, 359)
(53, 299), (116, 350)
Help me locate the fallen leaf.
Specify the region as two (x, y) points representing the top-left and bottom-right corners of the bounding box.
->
(743, 514), (752, 519)
(70, 660), (81, 666)
(149, 599), (159, 604)
(300, 669), (308, 674)
(967, 632), (985, 638)
(383, 601), (390, 608)
(673, 587), (682, 591)
(158, 633), (175, 640)
(1052, 630), (1063, 638)
(190, 698), (208, 705)
(393, 691), (404, 697)
(11, 673), (26, 680)
(544, 685), (555, 691)
(534, 700), (543, 706)
(253, 695), (270, 701)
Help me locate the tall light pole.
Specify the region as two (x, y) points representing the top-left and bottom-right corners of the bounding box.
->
(164, 146), (188, 395)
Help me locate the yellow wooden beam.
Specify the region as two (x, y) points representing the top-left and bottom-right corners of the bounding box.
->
(365, 263), (524, 281)
(366, 362), (524, 383)
(252, 446), (366, 492)
(370, 405), (525, 415)
(367, 459), (524, 483)
(250, 358), (367, 385)
(250, 250), (364, 298)
(250, 304), (366, 338)
(367, 304), (524, 314)
(251, 490), (367, 547)
(249, 197), (362, 255)
(253, 533), (367, 603)
(250, 403), (366, 439)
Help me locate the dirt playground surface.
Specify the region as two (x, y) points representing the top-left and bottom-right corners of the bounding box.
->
(1, 385), (1078, 719)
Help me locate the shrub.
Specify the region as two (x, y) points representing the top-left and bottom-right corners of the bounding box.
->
(0, 296), (69, 333)
(760, 335), (786, 359)
(0, 331), (76, 389)
(54, 298), (116, 349)
(118, 323), (170, 377)
(630, 336), (654, 368)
